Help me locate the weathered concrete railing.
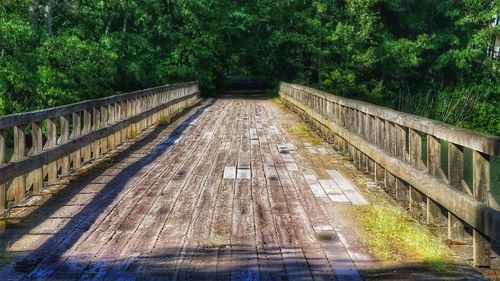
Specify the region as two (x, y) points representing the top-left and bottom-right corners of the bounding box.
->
(0, 82), (199, 215)
(280, 82), (500, 267)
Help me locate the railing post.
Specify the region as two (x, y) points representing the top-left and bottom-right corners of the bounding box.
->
(353, 110), (360, 168)
(13, 125), (26, 203)
(82, 110), (92, 162)
(121, 100), (127, 141)
(409, 129), (426, 220)
(367, 115), (376, 173)
(92, 107), (101, 159)
(138, 97), (143, 131)
(358, 112), (366, 171)
(374, 117), (385, 182)
(30, 122), (43, 193)
(45, 119), (58, 184)
(166, 91), (171, 116)
(384, 121), (397, 195)
(127, 99), (133, 138)
(100, 106), (108, 154)
(71, 112), (81, 169)
(426, 135), (447, 226)
(59, 115), (70, 175)
(395, 125), (409, 202)
(409, 129), (422, 168)
(107, 104), (116, 150)
(447, 143), (467, 243)
(132, 98), (138, 134)
(396, 125), (407, 160)
(138, 96), (145, 131)
(473, 150), (491, 267)
(149, 94), (155, 125)
(160, 92), (166, 119)
(114, 102), (121, 145)
(427, 135), (441, 176)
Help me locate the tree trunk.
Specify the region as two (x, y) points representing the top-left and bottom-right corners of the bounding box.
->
(318, 18), (322, 85)
(122, 17), (127, 33)
(31, 0), (40, 30)
(44, 0), (54, 36)
(122, 0), (129, 33)
(105, 20), (111, 34)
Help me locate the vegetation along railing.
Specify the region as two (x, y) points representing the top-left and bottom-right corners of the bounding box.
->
(0, 82), (200, 215)
(280, 82), (500, 267)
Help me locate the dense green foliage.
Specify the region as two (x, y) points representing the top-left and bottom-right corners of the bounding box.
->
(1, 0), (499, 135)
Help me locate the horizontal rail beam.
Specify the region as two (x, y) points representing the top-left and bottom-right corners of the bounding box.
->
(0, 82), (197, 129)
(282, 93), (500, 239)
(282, 83), (500, 155)
(0, 81), (200, 215)
(0, 92), (197, 184)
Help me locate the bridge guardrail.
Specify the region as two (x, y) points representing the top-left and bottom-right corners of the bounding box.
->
(280, 82), (500, 268)
(0, 82), (200, 215)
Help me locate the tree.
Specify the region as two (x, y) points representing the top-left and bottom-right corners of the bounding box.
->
(0, 0), (498, 135)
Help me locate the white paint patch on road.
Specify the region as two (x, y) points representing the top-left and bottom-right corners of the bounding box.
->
(304, 174), (327, 198)
(223, 167), (236, 179)
(202, 131), (214, 140)
(249, 128), (258, 140)
(286, 143), (297, 151)
(326, 170), (368, 205)
(319, 179), (350, 204)
(285, 162), (299, 171)
(237, 169), (251, 179)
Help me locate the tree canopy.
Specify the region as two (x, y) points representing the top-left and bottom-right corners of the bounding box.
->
(1, 0), (499, 135)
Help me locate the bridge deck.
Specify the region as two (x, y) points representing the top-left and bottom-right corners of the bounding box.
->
(0, 98), (477, 280)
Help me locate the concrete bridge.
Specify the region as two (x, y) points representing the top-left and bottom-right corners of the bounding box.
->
(0, 82), (498, 280)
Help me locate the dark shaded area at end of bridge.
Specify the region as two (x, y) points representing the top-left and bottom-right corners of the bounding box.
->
(221, 76), (272, 95)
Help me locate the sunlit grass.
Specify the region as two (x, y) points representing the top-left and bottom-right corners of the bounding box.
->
(271, 96), (284, 107)
(267, 89), (285, 108)
(357, 203), (451, 272)
(356, 177), (368, 188)
(338, 155), (350, 161)
(159, 116), (173, 126)
(287, 124), (321, 145)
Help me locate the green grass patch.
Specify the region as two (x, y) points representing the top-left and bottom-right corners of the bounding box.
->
(159, 116), (173, 126)
(356, 177), (368, 188)
(271, 96), (284, 107)
(287, 124), (321, 145)
(93, 160), (114, 170)
(267, 89), (284, 107)
(357, 204), (451, 272)
(339, 155), (350, 161)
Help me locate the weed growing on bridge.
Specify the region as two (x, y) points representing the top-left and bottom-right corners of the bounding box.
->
(159, 116), (172, 126)
(272, 97), (283, 107)
(287, 124), (321, 146)
(358, 203), (450, 272)
(356, 177), (368, 188)
(268, 89), (284, 108)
